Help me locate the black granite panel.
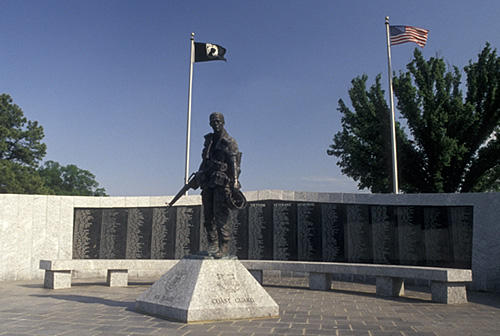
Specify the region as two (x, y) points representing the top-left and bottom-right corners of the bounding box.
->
(188, 205), (202, 255)
(164, 207), (177, 259)
(99, 209), (117, 259)
(297, 203), (322, 261)
(150, 207), (168, 259)
(232, 207), (249, 259)
(140, 208), (153, 259)
(125, 208), (145, 259)
(72, 202), (473, 268)
(371, 205), (398, 264)
(449, 206), (473, 268)
(311, 203), (323, 261)
(321, 203), (345, 262)
(86, 209), (103, 259)
(174, 206), (201, 258)
(396, 206), (426, 265)
(174, 207), (191, 259)
(74, 209), (103, 259)
(100, 209), (128, 259)
(73, 209), (97, 259)
(248, 202), (272, 260)
(198, 206), (208, 253)
(345, 204), (372, 263)
(423, 206), (453, 267)
(273, 202), (297, 261)
(261, 201), (275, 260)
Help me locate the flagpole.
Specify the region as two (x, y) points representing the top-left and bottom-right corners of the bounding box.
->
(385, 17), (399, 194)
(184, 32), (195, 191)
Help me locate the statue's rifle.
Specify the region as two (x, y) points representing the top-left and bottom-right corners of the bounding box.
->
(166, 173), (199, 207)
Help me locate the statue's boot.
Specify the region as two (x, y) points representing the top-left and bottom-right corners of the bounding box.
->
(214, 240), (229, 259)
(206, 229), (219, 255)
(213, 220), (231, 258)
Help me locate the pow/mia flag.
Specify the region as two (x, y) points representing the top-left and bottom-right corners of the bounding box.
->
(194, 42), (227, 62)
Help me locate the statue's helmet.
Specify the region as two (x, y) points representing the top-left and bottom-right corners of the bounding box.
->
(228, 189), (247, 210)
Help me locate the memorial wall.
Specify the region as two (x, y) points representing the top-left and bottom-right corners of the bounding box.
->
(73, 201), (473, 269)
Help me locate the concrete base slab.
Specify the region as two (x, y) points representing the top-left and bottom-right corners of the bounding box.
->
(135, 258), (279, 323)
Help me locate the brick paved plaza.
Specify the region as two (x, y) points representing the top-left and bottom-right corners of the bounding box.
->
(1, 276), (499, 336)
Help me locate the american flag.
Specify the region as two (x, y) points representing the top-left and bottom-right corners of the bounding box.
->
(390, 25), (429, 48)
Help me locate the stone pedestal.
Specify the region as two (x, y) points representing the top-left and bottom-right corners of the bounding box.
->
(135, 258), (279, 323)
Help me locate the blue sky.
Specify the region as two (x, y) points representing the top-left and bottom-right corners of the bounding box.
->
(2, 0), (500, 196)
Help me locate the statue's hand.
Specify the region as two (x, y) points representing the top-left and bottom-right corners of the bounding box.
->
(233, 179), (240, 190)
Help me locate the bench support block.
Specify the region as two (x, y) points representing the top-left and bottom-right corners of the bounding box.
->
(249, 270), (263, 284)
(431, 281), (468, 304)
(376, 276), (404, 297)
(44, 270), (71, 289)
(107, 270), (128, 287)
(309, 272), (332, 291)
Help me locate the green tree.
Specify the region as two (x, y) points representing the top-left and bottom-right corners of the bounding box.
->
(328, 43), (500, 193)
(38, 160), (107, 196)
(0, 93), (107, 196)
(0, 94), (50, 194)
(0, 160), (51, 194)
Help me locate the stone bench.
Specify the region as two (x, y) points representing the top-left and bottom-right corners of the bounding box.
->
(39, 259), (179, 289)
(40, 259), (472, 304)
(240, 260), (472, 304)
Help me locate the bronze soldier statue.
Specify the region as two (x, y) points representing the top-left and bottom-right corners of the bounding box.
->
(197, 112), (243, 258)
(167, 112), (246, 258)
